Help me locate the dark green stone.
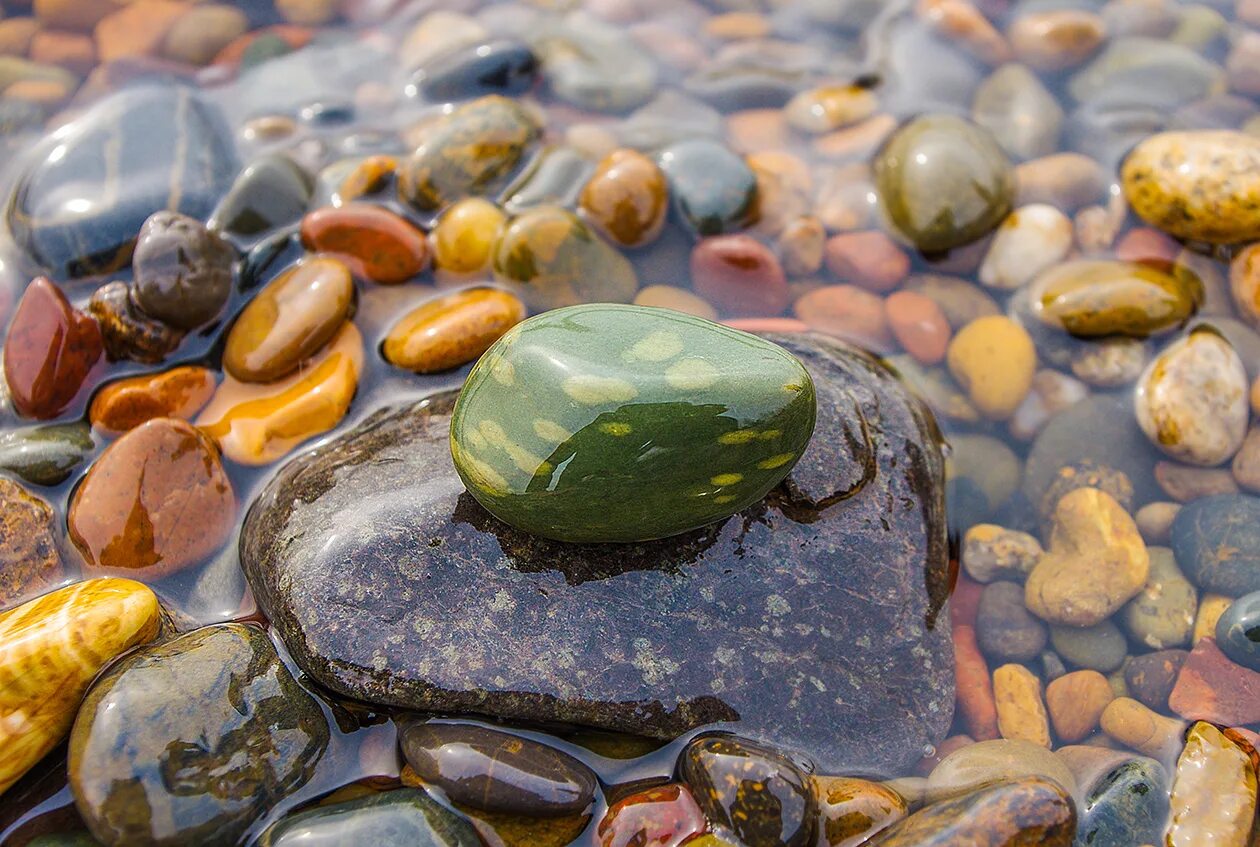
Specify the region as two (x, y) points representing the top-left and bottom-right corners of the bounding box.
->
(209, 154), (314, 238)
(131, 211), (236, 330)
(1171, 494), (1260, 597)
(1216, 590), (1260, 671)
(68, 623), (330, 847)
(398, 721), (597, 817)
(0, 422), (93, 486)
(255, 788), (481, 847)
(450, 305), (816, 543)
(1075, 759), (1168, 847)
(240, 332), (952, 776)
(657, 139), (759, 237)
(4, 86), (237, 278)
(679, 735), (816, 847)
(873, 114), (1014, 254)
(398, 95), (542, 212)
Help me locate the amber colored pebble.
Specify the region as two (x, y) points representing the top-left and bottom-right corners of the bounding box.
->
(431, 197), (508, 276)
(300, 204), (428, 285)
(89, 365), (217, 436)
(0, 478), (62, 610)
(1100, 697), (1186, 760)
(633, 285), (718, 320)
(794, 285), (893, 352)
(3, 277), (103, 420)
(814, 776), (908, 847)
(198, 322), (363, 465)
(337, 154), (397, 205)
(885, 291), (951, 365)
(93, 0), (186, 63)
(224, 256), (354, 383)
(0, 578), (160, 796)
(68, 418), (236, 578)
(993, 663), (1052, 748)
(384, 288), (526, 374)
(597, 783), (706, 847)
(723, 317), (809, 333)
(579, 148), (669, 248)
(1045, 670), (1114, 743)
(954, 622), (1000, 741)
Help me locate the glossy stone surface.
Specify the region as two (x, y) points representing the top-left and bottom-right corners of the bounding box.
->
(597, 784), (705, 847)
(4, 86), (236, 277)
(1172, 494), (1260, 596)
(1168, 637), (1260, 726)
(410, 39), (538, 102)
(4, 277), (102, 419)
(0, 422), (93, 486)
(1122, 131), (1260, 244)
(69, 623), (330, 847)
(868, 778), (1075, 847)
(873, 115), (1014, 254)
(300, 204), (429, 285)
(813, 777), (907, 847)
(0, 578), (159, 796)
(89, 365), (216, 436)
(431, 197), (506, 274)
(680, 735), (816, 847)
(1075, 758), (1168, 847)
(1217, 591), (1260, 671)
(224, 256), (354, 383)
(399, 95), (542, 212)
(0, 478), (62, 609)
(383, 288), (525, 374)
(579, 149), (668, 248)
(1166, 722), (1258, 847)
(450, 305), (816, 543)
(657, 139), (759, 237)
(399, 721), (597, 816)
(87, 280), (183, 365)
(1030, 260), (1201, 339)
(68, 417), (236, 578)
(491, 206), (637, 310)
(209, 153), (314, 238)
(256, 788), (483, 847)
(131, 211), (236, 330)
(240, 331), (952, 775)
(199, 322), (363, 465)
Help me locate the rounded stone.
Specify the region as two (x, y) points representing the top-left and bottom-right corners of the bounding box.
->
(926, 739), (1076, 803)
(873, 114), (1014, 253)
(1009, 10), (1107, 72)
(1124, 649), (1188, 711)
(1123, 131), (1260, 244)
(1166, 722), (1258, 847)
(657, 139), (758, 238)
(680, 735), (816, 847)
(1134, 330), (1249, 466)
(885, 290), (950, 366)
(0, 478), (62, 609)
(962, 524), (1042, 584)
(945, 315), (1035, 421)
(0, 422), (93, 487)
(3, 277), (102, 420)
(409, 39), (538, 102)
(87, 281), (183, 365)
(1123, 546), (1197, 650)
(68, 623), (330, 847)
(634, 285), (718, 320)
(1030, 260), (1201, 339)
(813, 777), (906, 847)
(1077, 758), (1169, 847)
(256, 788), (482, 847)
(450, 305), (816, 543)
(431, 197), (506, 275)
(579, 149), (668, 248)
(1216, 591), (1260, 672)
(597, 784), (705, 847)
(1049, 620), (1128, 673)
(794, 285), (893, 352)
(300, 204), (428, 285)
(690, 234), (788, 318)
(872, 778), (1075, 847)
(1045, 670), (1114, 744)
(89, 365), (217, 437)
(384, 288), (526, 375)
(978, 204), (1073, 292)
(68, 418), (235, 578)
(976, 581), (1047, 663)
(993, 663), (1051, 748)
(224, 257), (355, 383)
(400, 721), (596, 817)
(209, 153), (314, 238)
(131, 211), (236, 330)
(785, 85), (878, 135)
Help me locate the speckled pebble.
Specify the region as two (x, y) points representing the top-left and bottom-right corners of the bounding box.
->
(962, 524), (1043, 584)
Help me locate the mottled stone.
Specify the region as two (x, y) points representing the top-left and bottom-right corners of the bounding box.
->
(241, 331), (952, 775)
(0, 478), (62, 609)
(868, 778), (1075, 847)
(87, 280), (183, 365)
(1123, 546), (1196, 650)
(399, 95), (541, 212)
(0, 422), (92, 486)
(1123, 649), (1187, 711)
(1166, 722), (1258, 847)
(813, 777), (906, 847)
(5, 86), (236, 277)
(1030, 260), (1201, 339)
(4, 277), (102, 420)
(579, 149), (668, 248)
(1100, 697), (1186, 760)
(962, 524), (1042, 584)
(1168, 637), (1260, 726)
(400, 721), (596, 817)
(300, 204), (429, 285)
(597, 784), (705, 847)
(1171, 494), (1260, 596)
(131, 211), (236, 330)
(1076, 758), (1168, 847)
(69, 623), (330, 847)
(993, 663), (1051, 747)
(0, 579), (160, 796)
(68, 418), (235, 578)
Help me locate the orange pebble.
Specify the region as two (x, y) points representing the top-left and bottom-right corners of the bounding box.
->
(954, 622), (1000, 741)
(886, 290), (951, 365)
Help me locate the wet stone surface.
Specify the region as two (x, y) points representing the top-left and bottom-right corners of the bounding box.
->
(241, 331), (952, 775)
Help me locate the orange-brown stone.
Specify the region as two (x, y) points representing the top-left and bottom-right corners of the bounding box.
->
(89, 365), (217, 436)
(383, 288), (526, 374)
(300, 204), (429, 285)
(3, 277), (103, 420)
(0, 478), (62, 610)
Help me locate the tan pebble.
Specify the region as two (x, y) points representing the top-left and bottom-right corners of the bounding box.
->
(29, 30), (94, 76)
(93, 0), (187, 62)
(0, 578), (160, 796)
(1015, 153), (1107, 211)
(813, 162), (875, 231)
(1024, 487), (1149, 627)
(916, 0), (1011, 65)
(276, 0), (337, 25)
(384, 288), (526, 374)
(1046, 670), (1115, 743)
(784, 84), (879, 135)
(727, 109), (791, 154)
(1154, 460), (1240, 502)
(633, 286), (718, 321)
(946, 315), (1036, 421)
(1193, 593), (1233, 644)
(565, 123), (619, 161)
(979, 204), (1073, 291)
(1070, 338), (1149, 388)
(5, 77), (71, 106)
(962, 523), (1043, 584)
(161, 4), (248, 66)
(703, 11), (771, 40)
(925, 738), (1076, 803)
(1008, 10), (1107, 71)
(1229, 243), (1260, 330)
(1134, 501), (1180, 544)
(1100, 697), (1186, 759)
(777, 216), (826, 277)
(750, 151), (812, 236)
(1074, 193), (1128, 255)
(0, 19), (43, 57)
(813, 113), (897, 162)
(33, 0), (119, 33)
(993, 663), (1051, 747)
(1232, 426), (1260, 492)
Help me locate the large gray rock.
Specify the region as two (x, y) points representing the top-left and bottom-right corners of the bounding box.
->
(241, 333), (953, 775)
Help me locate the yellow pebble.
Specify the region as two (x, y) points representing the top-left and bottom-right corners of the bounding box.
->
(946, 316), (1036, 421)
(432, 197), (507, 275)
(719, 430), (759, 445)
(711, 473), (744, 486)
(533, 419), (571, 442)
(714, 495), (737, 504)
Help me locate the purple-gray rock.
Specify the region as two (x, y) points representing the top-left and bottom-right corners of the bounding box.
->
(240, 333), (952, 775)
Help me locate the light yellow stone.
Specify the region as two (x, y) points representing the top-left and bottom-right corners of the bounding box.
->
(1167, 722), (1258, 847)
(561, 375), (638, 405)
(1193, 593), (1234, 644)
(946, 315), (1036, 420)
(1099, 697), (1186, 760)
(0, 578), (160, 796)
(993, 663), (1052, 747)
(665, 358), (719, 390)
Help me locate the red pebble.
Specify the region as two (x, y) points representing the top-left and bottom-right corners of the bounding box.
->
(597, 784), (706, 847)
(301, 203), (429, 284)
(1115, 227), (1180, 269)
(690, 234), (789, 317)
(954, 622), (1000, 741)
(3, 277), (102, 419)
(1168, 637), (1260, 726)
(885, 290), (951, 365)
(824, 230), (910, 293)
(793, 284), (893, 352)
(951, 574), (984, 629)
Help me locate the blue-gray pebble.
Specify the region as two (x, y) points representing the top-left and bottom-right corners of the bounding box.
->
(1216, 590), (1260, 672)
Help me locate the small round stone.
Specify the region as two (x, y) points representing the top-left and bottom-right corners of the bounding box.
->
(132, 211), (236, 330)
(1030, 260), (1202, 339)
(431, 197), (506, 275)
(578, 149), (668, 248)
(885, 291), (950, 365)
(690, 234), (788, 317)
(946, 316), (1036, 421)
(383, 288), (526, 374)
(1216, 592), (1260, 672)
(300, 204), (428, 285)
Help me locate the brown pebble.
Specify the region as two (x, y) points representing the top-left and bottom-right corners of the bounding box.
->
(1008, 10), (1107, 72)
(824, 230), (910, 293)
(1045, 670), (1114, 743)
(993, 663), (1052, 747)
(0, 19), (43, 57)
(578, 149), (668, 248)
(886, 291), (951, 365)
(1100, 697), (1186, 760)
(0, 478), (62, 610)
(1154, 460), (1240, 503)
(89, 366), (217, 437)
(1231, 425), (1260, 492)
(383, 288), (526, 374)
(1015, 153), (1107, 211)
(29, 29), (94, 75)
(794, 285), (892, 352)
(1124, 649), (1188, 712)
(1134, 501), (1180, 544)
